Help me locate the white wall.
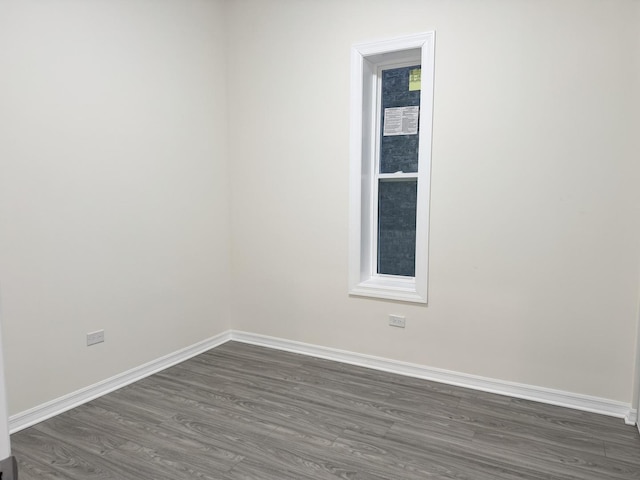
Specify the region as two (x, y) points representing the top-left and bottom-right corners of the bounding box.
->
(630, 0), (640, 414)
(227, 0), (640, 403)
(0, 0), (639, 419)
(0, 320), (11, 459)
(0, 0), (231, 415)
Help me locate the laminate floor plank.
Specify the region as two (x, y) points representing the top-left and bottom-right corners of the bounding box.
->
(162, 415), (360, 480)
(469, 429), (636, 480)
(458, 397), (622, 446)
(606, 440), (640, 466)
(362, 423), (553, 480)
(224, 457), (326, 480)
(12, 429), (117, 480)
(188, 358), (463, 436)
(27, 412), (127, 457)
(461, 395), (638, 443)
(207, 344), (471, 406)
(73, 403), (246, 468)
(8, 455), (62, 480)
(11, 341), (640, 479)
(450, 403), (607, 456)
(152, 371), (367, 439)
(154, 366), (398, 439)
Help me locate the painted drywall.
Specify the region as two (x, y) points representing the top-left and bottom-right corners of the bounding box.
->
(227, 0), (640, 402)
(0, 0), (231, 415)
(629, 0), (640, 414)
(0, 0), (638, 421)
(0, 320), (11, 459)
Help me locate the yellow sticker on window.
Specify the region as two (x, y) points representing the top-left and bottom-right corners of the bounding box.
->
(409, 68), (421, 91)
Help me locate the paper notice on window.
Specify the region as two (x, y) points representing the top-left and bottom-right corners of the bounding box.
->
(409, 68), (421, 91)
(383, 106), (419, 136)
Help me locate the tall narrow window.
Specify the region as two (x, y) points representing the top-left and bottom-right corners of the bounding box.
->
(349, 33), (435, 303)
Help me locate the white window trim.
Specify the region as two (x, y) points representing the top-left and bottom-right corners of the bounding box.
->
(348, 32), (435, 304)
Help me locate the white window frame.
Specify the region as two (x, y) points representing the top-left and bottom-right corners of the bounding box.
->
(348, 32), (435, 304)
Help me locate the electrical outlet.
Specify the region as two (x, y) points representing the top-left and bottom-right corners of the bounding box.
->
(388, 314), (406, 328)
(87, 329), (105, 346)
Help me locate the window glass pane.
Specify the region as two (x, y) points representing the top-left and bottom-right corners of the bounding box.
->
(380, 65), (421, 174)
(377, 179), (417, 277)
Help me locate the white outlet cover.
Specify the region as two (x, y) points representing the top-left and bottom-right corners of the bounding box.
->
(87, 330), (105, 346)
(388, 315), (406, 328)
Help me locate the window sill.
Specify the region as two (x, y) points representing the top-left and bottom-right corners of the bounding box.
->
(349, 276), (427, 304)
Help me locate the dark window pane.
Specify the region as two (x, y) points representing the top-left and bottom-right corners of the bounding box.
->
(380, 65), (421, 174)
(377, 180), (417, 277)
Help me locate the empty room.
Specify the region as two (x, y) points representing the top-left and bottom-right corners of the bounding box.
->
(1, 0), (640, 478)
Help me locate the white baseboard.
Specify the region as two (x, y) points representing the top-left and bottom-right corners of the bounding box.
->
(10, 329), (635, 433)
(230, 330), (636, 425)
(627, 408), (638, 426)
(9, 331), (232, 433)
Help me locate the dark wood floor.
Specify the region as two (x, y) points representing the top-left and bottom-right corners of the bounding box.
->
(10, 341), (640, 479)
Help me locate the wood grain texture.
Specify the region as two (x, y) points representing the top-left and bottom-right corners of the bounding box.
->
(11, 341), (640, 479)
